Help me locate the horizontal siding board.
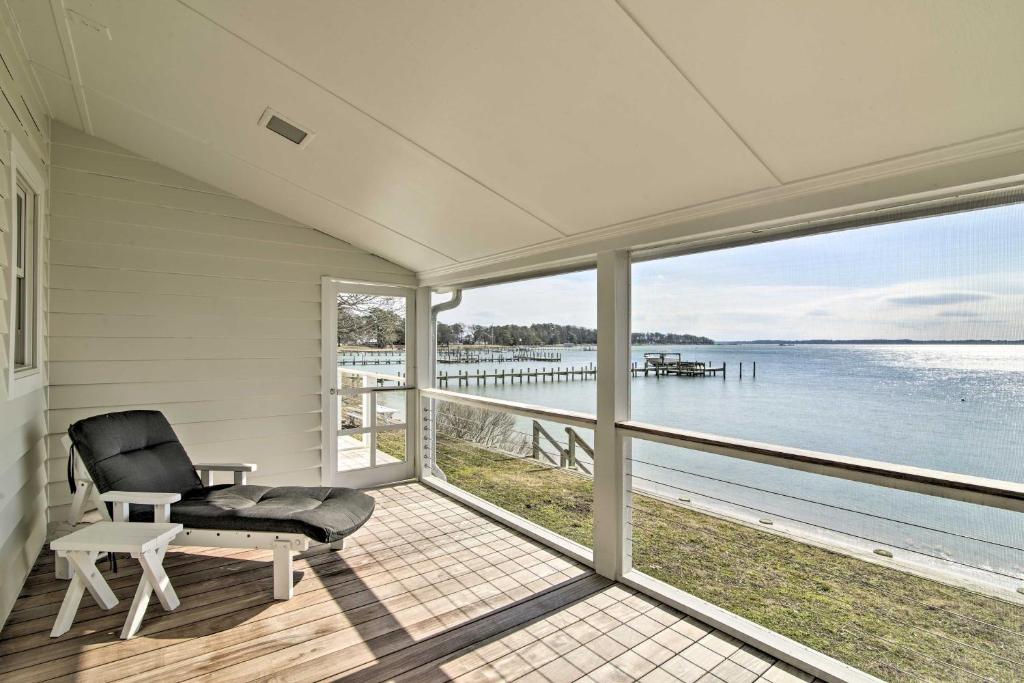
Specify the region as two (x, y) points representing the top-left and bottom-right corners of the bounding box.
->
(47, 336), (320, 361)
(0, 442), (46, 528)
(49, 289), (320, 320)
(249, 468), (320, 487)
(52, 144), (234, 196)
(0, 458), (47, 564)
(48, 357), (320, 385)
(184, 431), (322, 460)
(0, 501), (47, 628)
(172, 413), (321, 444)
(52, 122), (141, 155)
(49, 215), (377, 270)
(0, 415), (45, 479)
(50, 191), (351, 249)
(51, 167), (299, 224)
(50, 265), (320, 302)
(49, 312), (321, 339)
(47, 394), (321, 437)
(48, 375), (320, 409)
(49, 240), (414, 283)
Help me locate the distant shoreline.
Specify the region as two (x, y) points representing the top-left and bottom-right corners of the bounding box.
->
(718, 339), (1024, 345)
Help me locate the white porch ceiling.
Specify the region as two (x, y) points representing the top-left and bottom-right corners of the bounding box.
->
(7, 0), (1024, 276)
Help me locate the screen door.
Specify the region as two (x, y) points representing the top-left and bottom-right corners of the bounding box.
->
(322, 280), (416, 488)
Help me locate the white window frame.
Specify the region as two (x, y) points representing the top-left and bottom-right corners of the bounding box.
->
(6, 134), (45, 399)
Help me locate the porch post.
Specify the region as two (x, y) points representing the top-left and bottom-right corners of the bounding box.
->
(593, 250), (631, 579)
(413, 286), (434, 480)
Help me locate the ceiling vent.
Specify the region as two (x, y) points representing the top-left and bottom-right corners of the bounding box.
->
(259, 108), (315, 148)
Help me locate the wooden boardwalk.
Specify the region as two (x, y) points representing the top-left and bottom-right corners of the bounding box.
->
(0, 484), (812, 683)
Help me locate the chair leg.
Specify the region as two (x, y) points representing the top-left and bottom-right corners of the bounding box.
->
(329, 538), (346, 551)
(122, 546), (176, 639)
(55, 553), (72, 581)
(66, 551), (118, 610)
(51, 572), (87, 637)
(273, 541), (293, 600)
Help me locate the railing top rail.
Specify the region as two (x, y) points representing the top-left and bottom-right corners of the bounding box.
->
(421, 387), (597, 429)
(618, 419), (1024, 513)
(339, 367), (405, 382)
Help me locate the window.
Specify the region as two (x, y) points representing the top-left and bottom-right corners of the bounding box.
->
(6, 135), (45, 398)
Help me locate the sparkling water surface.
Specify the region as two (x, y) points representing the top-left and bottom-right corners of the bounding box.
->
(362, 344), (1024, 585)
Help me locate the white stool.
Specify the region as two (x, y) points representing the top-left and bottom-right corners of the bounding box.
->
(50, 522), (182, 639)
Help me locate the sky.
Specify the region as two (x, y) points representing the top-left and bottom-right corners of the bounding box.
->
(438, 203), (1024, 341)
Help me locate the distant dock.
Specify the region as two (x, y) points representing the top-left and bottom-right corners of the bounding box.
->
(642, 352), (740, 378)
(339, 348), (753, 380)
(435, 360), (748, 386)
(437, 348), (562, 364)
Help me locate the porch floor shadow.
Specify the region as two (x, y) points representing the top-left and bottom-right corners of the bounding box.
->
(0, 483), (819, 682)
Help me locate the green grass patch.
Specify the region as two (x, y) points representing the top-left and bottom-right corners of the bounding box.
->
(376, 430), (407, 462)
(436, 438), (1024, 682)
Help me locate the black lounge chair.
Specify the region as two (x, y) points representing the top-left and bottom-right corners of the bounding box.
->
(63, 410), (375, 599)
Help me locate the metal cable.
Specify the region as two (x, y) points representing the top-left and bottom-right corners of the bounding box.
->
(627, 475), (1024, 582)
(628, 456), (1024, 554)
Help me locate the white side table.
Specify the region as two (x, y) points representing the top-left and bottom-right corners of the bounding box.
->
(50, 521), (182, 639)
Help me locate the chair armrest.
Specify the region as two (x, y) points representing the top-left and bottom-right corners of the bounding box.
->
(194, 463), (257, 486)
(193, 463), (257, 472)
(100, 491), (182, 505)
(100, 491), (182, 523)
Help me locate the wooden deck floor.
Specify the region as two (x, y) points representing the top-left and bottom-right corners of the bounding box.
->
(0, 483), (819, 682)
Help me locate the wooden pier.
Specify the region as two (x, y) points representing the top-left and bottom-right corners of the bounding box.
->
(339, 349), (406, 366)
(434, 360), (740, 386)
(641, 352), (742, 378)
(342, 347), (565, 366)
(341, 358), (750, 386)
(437, 348), (563, 364)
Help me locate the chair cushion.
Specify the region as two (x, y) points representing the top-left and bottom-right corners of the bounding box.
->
(69, 410), (202, 495)
(130, 485), (376, 544)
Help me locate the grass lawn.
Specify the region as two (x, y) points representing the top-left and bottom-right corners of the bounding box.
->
(436, 438), (1024, 682)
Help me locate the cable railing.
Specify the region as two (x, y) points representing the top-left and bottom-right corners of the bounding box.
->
(618, 419), (1024, 514)
(418, 388), (1024, 682)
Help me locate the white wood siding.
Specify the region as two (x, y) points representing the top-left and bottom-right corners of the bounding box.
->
(0, 9), (50, 630)
(46, 122), (414, 524)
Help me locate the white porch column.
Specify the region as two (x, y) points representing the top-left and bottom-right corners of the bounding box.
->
(413, 286), (434, 480)
(593, 250), (631, 579)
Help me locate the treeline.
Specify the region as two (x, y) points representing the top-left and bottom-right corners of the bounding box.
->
(437, 322), (712, 346)
(438, 323), (595, 346)
(632, 331), (714, 345)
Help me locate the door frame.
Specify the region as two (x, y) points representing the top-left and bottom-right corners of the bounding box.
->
(321, 277), (417, 489)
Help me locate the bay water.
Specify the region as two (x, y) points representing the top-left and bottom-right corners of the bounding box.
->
(360, 344), (1024, 591)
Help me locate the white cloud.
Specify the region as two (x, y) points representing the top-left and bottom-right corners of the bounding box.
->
(436, 266), (1024, 342)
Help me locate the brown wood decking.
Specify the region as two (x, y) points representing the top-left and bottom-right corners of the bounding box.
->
(0, 484), (818, 682)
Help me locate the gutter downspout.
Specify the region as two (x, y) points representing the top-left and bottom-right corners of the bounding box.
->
(431, 289), (463, 319)
(425, 290), (462, 479)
